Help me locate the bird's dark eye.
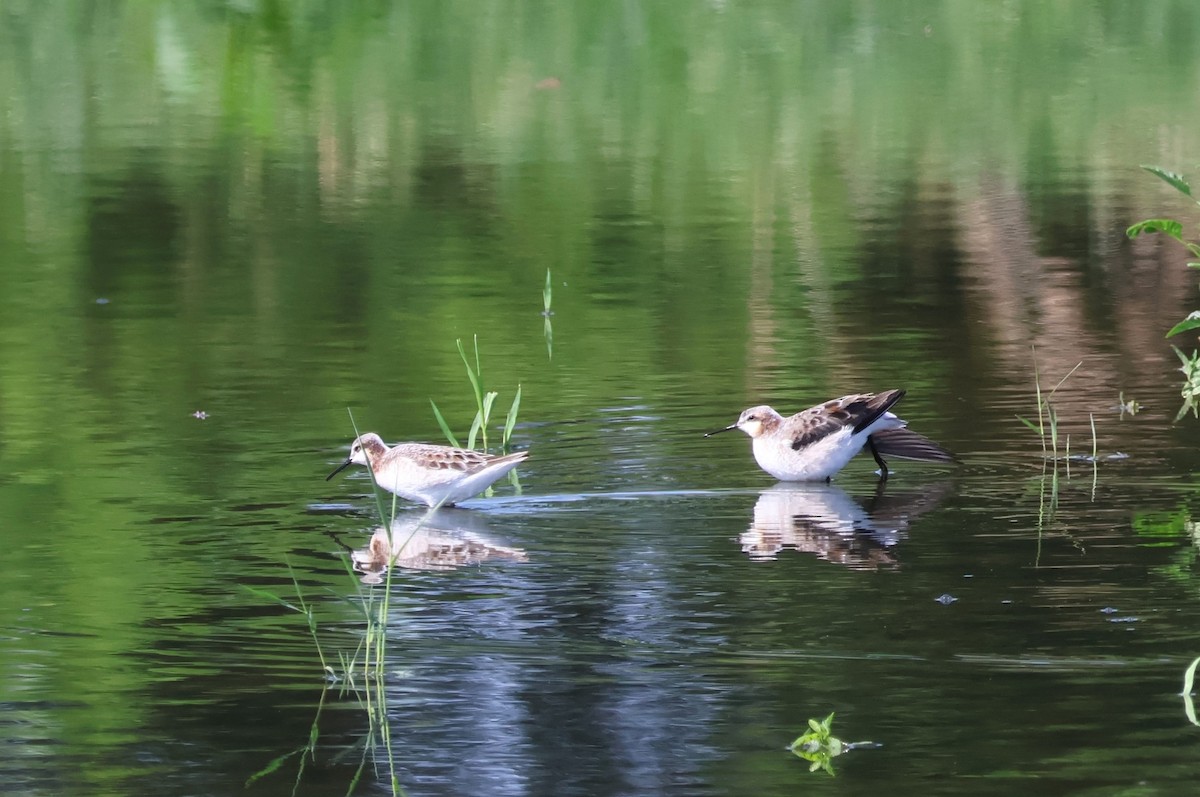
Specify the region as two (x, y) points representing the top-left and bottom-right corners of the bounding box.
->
(747, 415), (758, 421)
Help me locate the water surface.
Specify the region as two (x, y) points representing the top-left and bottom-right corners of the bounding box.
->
(3, 2), (1200, 795)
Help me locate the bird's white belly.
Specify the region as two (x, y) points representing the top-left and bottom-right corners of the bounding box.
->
(377, 457), (522, 507)
(752, 428), (864, 481)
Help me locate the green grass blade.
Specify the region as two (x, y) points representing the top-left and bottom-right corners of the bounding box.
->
(1030, 348), (1046, 455)
(480, 391), (498, 450)
(1048, 405), (1058, 457)
(429, 399), (461, 448)
(1090, 413), (1097, 460)
(472, 333), (482, 380)
(348, 408), (394, 527)
(244, 749), (299, 787)
(504, 384), (522, 447)
(467, 409), (483, 450)
(1047, 361), (1083, 399)
(456, 338), (483, 409)
(241, 584), (301, 613)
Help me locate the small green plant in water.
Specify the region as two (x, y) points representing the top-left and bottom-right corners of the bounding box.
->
(1182, 655), (1200, 727)
(1016, 355), (1083, 462)
(1127, 165), (1200, 419)
(1016, 354), (1098, 562)
(788, 712), (880, 775)
(1117, 391), (1142, 418)
(430, 335), (522, 454)
(789, 712), (843, 775)
(542, 268), (553, 360)
(789, 712), (881, 776)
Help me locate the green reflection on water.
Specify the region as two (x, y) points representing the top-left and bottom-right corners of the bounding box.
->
(5, 2), (1200, 795)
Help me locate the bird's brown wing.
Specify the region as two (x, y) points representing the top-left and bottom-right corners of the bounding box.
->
(789, 390), (906, 450)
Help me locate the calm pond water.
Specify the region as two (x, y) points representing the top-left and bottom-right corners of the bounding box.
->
(5, 2), (1200, 795)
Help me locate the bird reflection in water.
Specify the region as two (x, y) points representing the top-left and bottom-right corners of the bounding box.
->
(740, 481), (952, 569)
(345, 510), (527, 583)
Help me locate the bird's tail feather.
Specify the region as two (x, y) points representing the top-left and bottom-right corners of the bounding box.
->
(869, 428), (954, 463)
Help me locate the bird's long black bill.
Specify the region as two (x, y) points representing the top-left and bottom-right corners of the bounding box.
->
(704, 424), (739, 438)
(326, 458), (353, 481)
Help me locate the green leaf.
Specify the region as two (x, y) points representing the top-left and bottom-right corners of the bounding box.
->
(1166, 312), (1200, 338)
(430, 399), (461, 448)
(470, 335), (484, 405)
(482, 391), (498, 425)
(504, 384), (522, 446)
(456, 338), (483, 408)
(1141, 165), (1193, 197)
(1126, 219), (1185, 241)
(808, 718), (823, 733)
(1016, 415), (1040, 432)
(467, 410), (483, 450)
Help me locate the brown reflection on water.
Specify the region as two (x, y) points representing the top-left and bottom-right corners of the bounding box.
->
(958, 174), (1193, 426)
(348, 510), (527, 582)
(739, 480), (951, 568)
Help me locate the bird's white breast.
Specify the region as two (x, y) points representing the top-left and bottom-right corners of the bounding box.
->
(752, 427), (860, 481)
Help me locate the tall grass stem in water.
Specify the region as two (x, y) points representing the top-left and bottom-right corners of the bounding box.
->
(1089, 413), (1098, 499)
(1016, 351), (1082, 462)
(346, 408), (409, 795)
(246, 410), (420, 794)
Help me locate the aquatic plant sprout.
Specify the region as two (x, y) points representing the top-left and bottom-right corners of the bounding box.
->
(431, 335), (522, 454)
(789, 712), (843, 775)
(1016, 354), (1082, 461)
